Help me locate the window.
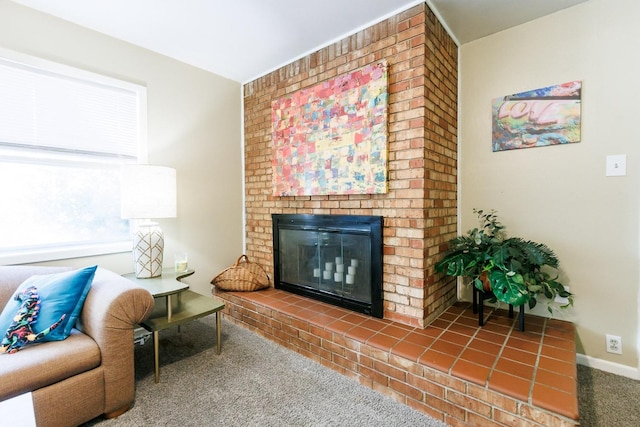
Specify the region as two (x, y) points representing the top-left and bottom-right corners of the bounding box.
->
(0, 48), (147, 264)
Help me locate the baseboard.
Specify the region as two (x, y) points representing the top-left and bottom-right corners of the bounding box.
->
(576, 353), (640, 380)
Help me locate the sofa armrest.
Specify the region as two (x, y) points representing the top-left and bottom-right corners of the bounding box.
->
(76, 268), (154, 415)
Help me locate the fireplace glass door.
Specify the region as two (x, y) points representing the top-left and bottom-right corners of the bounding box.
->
(279, 228), (372, 303)
(272, 214), (382, 318)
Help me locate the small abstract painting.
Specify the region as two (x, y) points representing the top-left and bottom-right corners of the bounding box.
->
(271, 61), (388, 196)
(492, 81), (582, 151)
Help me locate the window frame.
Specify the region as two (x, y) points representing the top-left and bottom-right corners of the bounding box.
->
(0, 47), (148, 265)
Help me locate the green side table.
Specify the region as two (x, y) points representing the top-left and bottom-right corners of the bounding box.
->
(123, 269), (225, 383)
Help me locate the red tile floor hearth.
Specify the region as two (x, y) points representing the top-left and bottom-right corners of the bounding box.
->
(216, 288), (578, 427)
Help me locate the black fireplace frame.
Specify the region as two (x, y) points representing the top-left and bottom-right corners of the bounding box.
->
(272, 214), (383, 318)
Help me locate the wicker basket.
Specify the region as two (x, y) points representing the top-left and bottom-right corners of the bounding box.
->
(211, 255), (270, 291)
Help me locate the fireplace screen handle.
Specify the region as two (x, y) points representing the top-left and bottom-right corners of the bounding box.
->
(312, 227), (369, 234)
(316, 227), (341, 233)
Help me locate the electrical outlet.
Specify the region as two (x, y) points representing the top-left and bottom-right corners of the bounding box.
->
(606, 334), (622, 354)
(554, 286), (570, 305)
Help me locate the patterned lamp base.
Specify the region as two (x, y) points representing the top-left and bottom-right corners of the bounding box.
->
(132, 222), (164, 278)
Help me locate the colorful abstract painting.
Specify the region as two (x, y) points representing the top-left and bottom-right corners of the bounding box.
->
(492, 81), (582, 151)
(271, 61), (388, 196)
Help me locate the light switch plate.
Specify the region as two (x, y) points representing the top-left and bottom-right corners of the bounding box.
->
(606, 155), (627, 176)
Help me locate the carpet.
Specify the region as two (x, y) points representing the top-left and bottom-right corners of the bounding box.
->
(577, 363), (640, 426)
(84, 316), (448, 427)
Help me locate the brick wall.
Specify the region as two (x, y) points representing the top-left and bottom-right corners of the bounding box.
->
(243, 3), (458, 328)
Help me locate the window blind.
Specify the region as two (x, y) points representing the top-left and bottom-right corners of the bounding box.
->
(0, 58), (139, 158)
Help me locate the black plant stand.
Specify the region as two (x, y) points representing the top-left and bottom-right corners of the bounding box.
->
(472, 287), (525, 331)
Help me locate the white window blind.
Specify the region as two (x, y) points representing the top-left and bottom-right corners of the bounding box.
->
(0, 58), (139, 158)
(0, 49), (147, 264)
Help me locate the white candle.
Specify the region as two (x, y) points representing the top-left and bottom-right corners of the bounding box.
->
(335, 257), (343, 265)
(323, 270), (332, 280)
(325, 262), (333, 271)
(351, 259), (359, 267)
(334, 272), (342, 282)
(336, 264), (344, 273)
(346, 274), (355, 285)
(348, 266), (356, 275)
(313, 268), (320, 277)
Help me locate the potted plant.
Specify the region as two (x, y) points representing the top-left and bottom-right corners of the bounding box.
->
(435, 209), (573, 313)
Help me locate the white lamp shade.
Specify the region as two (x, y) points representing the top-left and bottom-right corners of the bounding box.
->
(121, 165), (177, 219)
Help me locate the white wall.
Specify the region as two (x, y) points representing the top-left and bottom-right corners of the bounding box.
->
(0, 2), (244, 296)
(460, 0), (640, 373)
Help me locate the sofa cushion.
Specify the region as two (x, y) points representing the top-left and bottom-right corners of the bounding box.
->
(0, 330), (101, 400)
(0, 266), (97, 343)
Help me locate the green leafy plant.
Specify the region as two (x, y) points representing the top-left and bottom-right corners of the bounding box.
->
(435, 209), (573, 313)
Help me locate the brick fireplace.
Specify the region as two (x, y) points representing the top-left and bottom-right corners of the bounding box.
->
(232, 5), (580, 425)
(243, 3), (458, 328)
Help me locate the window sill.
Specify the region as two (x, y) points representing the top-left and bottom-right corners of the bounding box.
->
(0, 241), (131, 265)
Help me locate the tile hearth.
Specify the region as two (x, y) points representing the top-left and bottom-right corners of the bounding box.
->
(216, 288), (578, 427)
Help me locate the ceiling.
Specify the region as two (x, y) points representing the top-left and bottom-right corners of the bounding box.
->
(12, 0), (589, 83)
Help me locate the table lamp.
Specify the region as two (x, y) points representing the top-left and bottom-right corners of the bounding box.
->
(121, 164), (177, 278)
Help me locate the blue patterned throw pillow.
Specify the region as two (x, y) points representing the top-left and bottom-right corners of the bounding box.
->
(0, 265), (97, 343)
